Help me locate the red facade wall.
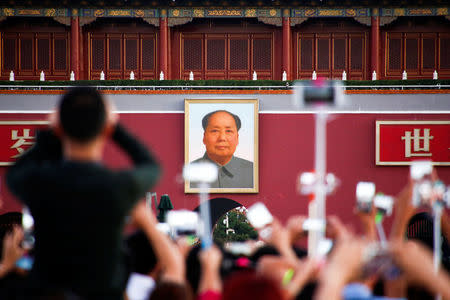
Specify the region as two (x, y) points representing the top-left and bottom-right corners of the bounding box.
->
(381, 16), (450, 79)
(3, 16), (450, 80)
(293, 18), (370, 80)
(0, 17), (70, 80)
(83, 18), (159, 80)
(1, 112), (449, 233)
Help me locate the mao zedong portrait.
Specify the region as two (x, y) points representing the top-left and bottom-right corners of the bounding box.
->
(191, 110), (253, 189)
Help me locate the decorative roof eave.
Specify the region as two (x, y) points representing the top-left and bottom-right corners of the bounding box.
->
(0, 7), (159, 18)
(0, 7), (448, 21)
(168, 8), (281, 18)
(291, 7), (371, 17)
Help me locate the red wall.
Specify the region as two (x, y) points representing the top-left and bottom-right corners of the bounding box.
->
(1, 112), (449, 233)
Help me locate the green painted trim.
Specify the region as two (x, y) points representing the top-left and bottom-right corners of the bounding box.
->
(291, 8), (371, 17)
(0, 7), (448, 18)
(380, 7), (449, 17)
(0, 7), (68, 17)
(169, 8), (281, 18)
(79, 8), (159, 18)
(0, 7), (159, 18)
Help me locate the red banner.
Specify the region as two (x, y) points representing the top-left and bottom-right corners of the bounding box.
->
(0, 121), (48, 166)
(376, 121), (450, 166)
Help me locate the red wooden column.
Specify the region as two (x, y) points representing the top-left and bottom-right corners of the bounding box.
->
(371, 11), (380, 79)
(70, 14), (80, 80)
(159, 13), (169, 79)
(282, 14), (291, 80)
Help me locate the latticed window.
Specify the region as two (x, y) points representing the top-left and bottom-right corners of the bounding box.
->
(405, 38), (419, 70)
(207, 39), (225, 70)
(230, 39), (248, 70)
(37, 38), (50, 70)
(89, 33), (156, 79)
(109, 39), (121, 70)
(333, 38), (346, 70)
(388, 38), (402, 70)
(1, 31), (69, 78)
(300, 38), (313, 70)
(125, 39), (138, 70)
(317, 38), (330, 70)
(92, 39), (105, 70)
(184, 39), (202, 70)
(3, 38), (16, 71)
(181, 34), (273, 79)
(440, 36), (450, 69)
(297, 32), (366, 79)
(350, 37), (363, 70)
(385, 32), (446, 78)
(142, 39), (154, 70)
(20, 38), (33, 70)
(253, 39), (271, 70)
(54, 39), (67, 70)
(422, 38), (435, 69)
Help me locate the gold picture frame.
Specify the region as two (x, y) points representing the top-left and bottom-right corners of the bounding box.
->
(184, 99), (259, 193)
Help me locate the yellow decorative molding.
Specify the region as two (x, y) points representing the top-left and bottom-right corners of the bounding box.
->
(18, 9), (41, 15)
(437, 8), (448, 15)
(394, 8), (405, 16)
(108, 10), (131, 16)
(207, 9), (241, 16)
(318, 9), (342, 16)
(245, 9), (256, 17)
(135, 10), (144, 17)
(346, 9), (356, 17)
(193, 9), (204, 17)
(45, 9), (56, 17)
(94, 9), (105, 17)
(3, 8), (14, 16)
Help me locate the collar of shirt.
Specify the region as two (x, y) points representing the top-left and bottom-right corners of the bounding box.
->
(202, 153), (239, 179)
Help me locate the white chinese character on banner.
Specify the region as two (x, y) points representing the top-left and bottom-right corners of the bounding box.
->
(11, 129), (35, 158)
(401, 128), (433, 158)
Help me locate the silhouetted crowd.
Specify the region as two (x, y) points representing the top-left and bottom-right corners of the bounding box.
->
(0, 87), (449, 300)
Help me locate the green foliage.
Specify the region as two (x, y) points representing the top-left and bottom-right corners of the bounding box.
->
(0, 79), (291, 87)
(0, 79), (448, 88)
(342, 79), (450, 86)
(213, 209), (258, 246)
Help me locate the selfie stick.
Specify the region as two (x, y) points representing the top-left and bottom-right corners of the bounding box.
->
(308, 108), (328, 258)
(293, 80), (344, 258)
(183, 162), (218, 250)
(433, 202), (443, 300)
(375, 213), (388, 248)
(199, 182), (213, 249)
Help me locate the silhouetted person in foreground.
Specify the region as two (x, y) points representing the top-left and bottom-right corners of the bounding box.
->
(6, 87), (161, 300)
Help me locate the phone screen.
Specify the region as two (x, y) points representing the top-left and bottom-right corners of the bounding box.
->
(15, 255), (33, 271)
(247, 203), (273, 229)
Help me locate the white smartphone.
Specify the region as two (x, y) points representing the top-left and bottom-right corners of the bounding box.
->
(302, 218), (326, 231)
(410, 160), (432, 181)
(356, 182), (376, 213)
(246, 202), (273, 229)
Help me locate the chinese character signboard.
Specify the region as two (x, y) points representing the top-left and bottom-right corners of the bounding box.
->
(376, 121), (450, 166)
(0, 121), (48, 166)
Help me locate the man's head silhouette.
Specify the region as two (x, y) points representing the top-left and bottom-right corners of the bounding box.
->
(59, 87), (107, 143)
